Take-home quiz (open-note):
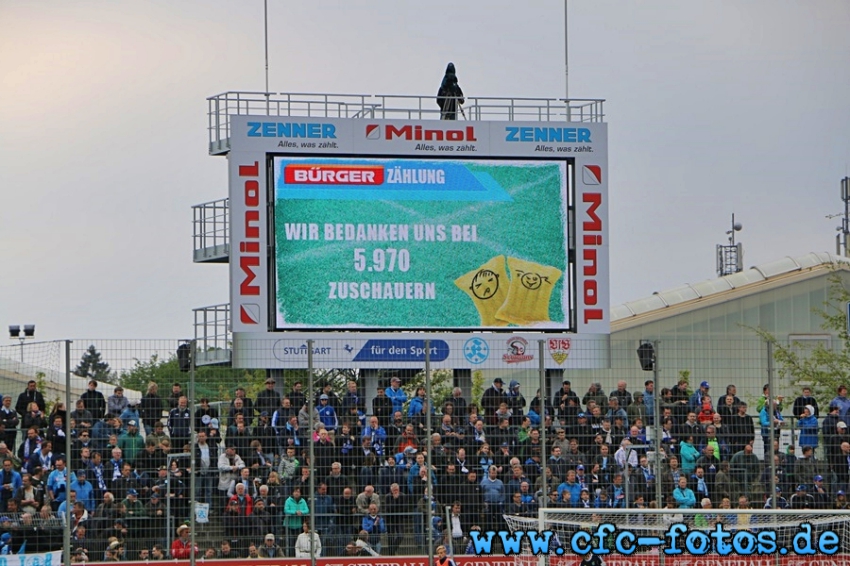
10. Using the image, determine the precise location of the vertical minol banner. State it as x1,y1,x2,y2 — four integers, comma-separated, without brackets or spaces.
272,157,571,329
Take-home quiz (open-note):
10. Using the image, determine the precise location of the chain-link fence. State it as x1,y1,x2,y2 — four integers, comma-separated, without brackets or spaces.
0,336,845,562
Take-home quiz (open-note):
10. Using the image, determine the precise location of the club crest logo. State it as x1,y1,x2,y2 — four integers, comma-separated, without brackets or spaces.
548,338,571,365
503,336,533,364
463,338,490,364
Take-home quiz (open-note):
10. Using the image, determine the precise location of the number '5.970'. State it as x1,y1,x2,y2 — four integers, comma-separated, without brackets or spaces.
353,248,410,273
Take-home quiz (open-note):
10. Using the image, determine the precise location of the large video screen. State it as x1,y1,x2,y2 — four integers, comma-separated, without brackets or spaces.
272,156,572,329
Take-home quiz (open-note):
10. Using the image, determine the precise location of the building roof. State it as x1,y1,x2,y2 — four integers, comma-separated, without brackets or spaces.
611,252,850,328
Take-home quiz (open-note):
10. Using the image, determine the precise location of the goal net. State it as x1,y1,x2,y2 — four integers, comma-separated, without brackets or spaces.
504,507,850,566
0,340,63,398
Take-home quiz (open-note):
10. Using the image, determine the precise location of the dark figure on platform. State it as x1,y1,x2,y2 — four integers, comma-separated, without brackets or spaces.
437,62,464,120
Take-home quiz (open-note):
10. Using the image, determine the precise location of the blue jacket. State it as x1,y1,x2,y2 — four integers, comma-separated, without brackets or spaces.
362,514,386,534
317,405,338,431
386,387,407,415
798,415,819,448
71,478,95,512
556,481,582,505
673,486,696,509
407,396,428,417
480,477,505,505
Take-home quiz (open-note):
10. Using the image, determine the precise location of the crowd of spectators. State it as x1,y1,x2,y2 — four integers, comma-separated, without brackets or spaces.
2,374,850,560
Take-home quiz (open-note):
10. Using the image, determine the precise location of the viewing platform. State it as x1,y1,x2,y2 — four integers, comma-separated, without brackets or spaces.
207,91,605,155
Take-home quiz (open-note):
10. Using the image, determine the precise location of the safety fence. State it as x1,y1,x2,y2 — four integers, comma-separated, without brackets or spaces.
0,335,843,561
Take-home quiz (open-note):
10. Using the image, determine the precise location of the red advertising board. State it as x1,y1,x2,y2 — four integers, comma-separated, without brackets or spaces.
111,554,850,566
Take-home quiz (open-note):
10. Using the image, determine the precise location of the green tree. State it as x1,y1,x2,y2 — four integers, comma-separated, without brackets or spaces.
73,344,113,383
401,368,453,414
118,354,265,400
752,273,850,407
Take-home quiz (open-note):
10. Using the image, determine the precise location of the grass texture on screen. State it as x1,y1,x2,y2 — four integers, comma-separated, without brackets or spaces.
274,160,567,328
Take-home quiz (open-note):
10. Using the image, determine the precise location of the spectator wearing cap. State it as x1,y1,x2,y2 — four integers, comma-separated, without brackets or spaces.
764,486,788,509
481,378,508,426
107,387,129,418
610,381,633,408
193,398,219,433
835,489,849,510
507,380,526,425
316,394,339,432
256,378,281,419
386,377,407,416
123,487,146,518
171,525,198,559
688,381,711,413
71,469,95,512
145,491,166,520
117,420,144,463
790,484,815,509
118,398,140,429
811,475,831,508
315,384,341,413
259,532,285,558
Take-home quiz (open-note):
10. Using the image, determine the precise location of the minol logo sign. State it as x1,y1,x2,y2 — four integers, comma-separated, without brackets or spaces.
368,124,477,142
247,122,336,138
505,126,591,143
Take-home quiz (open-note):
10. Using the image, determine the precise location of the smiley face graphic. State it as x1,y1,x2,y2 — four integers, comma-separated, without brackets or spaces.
518,270,544,290
470,269,500,300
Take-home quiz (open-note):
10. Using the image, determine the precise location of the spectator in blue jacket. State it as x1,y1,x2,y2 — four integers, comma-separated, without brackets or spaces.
759,399,784,449
798,405,819,449
317,395,338,432
673,476,696,509
361,503,386,554
386,378,407,415
71,470,95,512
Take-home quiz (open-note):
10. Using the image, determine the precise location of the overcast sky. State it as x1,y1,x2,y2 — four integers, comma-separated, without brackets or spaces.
1,0,849,343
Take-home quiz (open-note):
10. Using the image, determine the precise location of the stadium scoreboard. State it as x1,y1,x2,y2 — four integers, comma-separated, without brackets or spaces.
227,116,609,370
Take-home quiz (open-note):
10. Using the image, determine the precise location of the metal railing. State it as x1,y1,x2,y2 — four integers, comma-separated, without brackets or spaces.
192,305,231,365
192,199,230,263
207,91,605,154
